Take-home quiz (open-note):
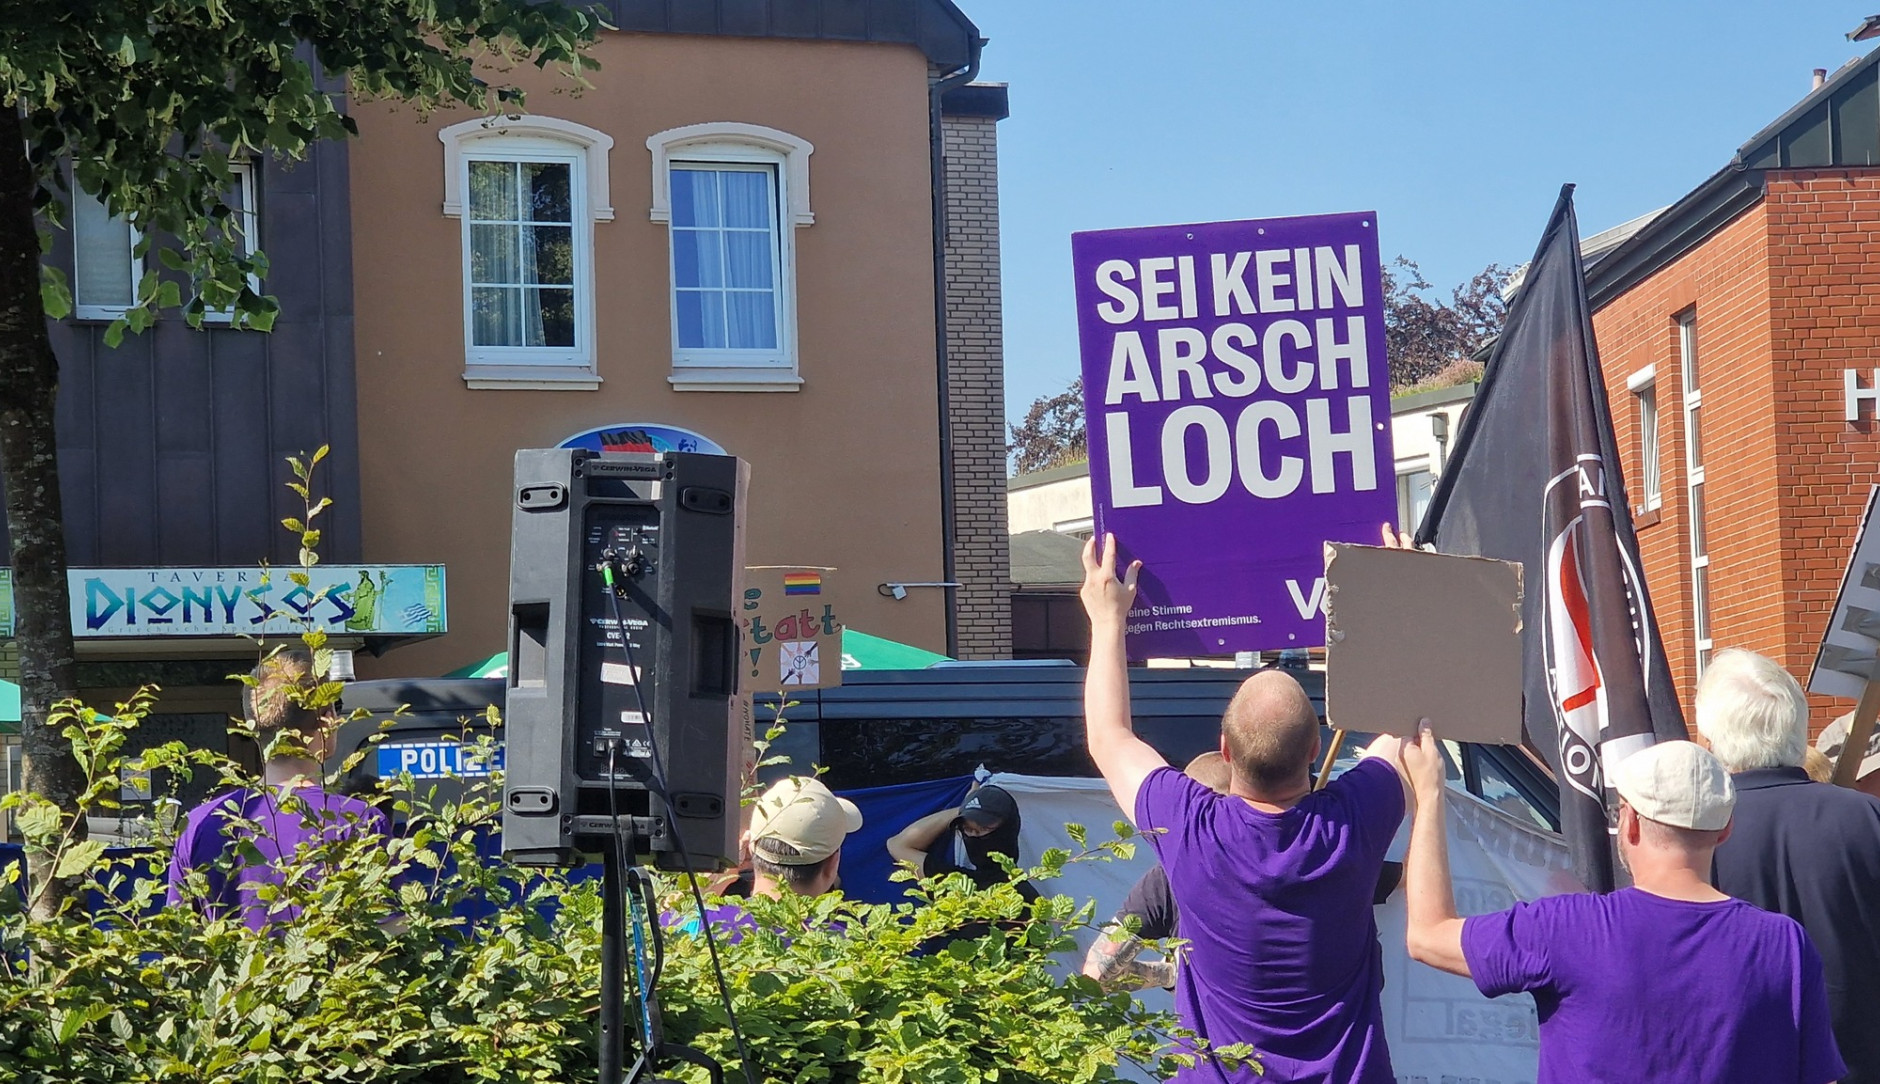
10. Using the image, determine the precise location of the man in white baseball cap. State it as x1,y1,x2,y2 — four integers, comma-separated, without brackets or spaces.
1401,728,1844,1083
670,775,864,940
746,775,864,899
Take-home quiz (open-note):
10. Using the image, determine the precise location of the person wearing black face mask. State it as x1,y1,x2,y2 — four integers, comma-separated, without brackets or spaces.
888,784,1039,901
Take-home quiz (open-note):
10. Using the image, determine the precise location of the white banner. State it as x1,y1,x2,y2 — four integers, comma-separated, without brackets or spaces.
991,773,1578,1084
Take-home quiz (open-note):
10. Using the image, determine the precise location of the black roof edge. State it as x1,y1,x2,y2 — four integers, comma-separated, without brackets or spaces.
596,0,981,70
1586,165,1765,311
1585,45,1880,311
941,81,1008,119
1736,49,1879,162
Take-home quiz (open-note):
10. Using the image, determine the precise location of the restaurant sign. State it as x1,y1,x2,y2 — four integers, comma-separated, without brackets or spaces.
0,566,447,638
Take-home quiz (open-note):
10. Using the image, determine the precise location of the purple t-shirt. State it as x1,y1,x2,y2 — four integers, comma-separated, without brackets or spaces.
1136,757,1405,1083
1462,888,1846,1084
165,785,390,929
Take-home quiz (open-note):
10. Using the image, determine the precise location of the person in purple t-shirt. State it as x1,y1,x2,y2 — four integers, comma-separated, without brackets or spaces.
1079,535,1409,1084
1401,726,1845,1084
166,647,389,929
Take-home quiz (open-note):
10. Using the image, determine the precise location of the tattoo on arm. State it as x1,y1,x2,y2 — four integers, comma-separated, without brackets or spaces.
1084,924,1177,991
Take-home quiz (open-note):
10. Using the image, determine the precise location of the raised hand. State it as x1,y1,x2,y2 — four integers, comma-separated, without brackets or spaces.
1399,719,1446,800
1080,533,1142,630
1380,522,1416,550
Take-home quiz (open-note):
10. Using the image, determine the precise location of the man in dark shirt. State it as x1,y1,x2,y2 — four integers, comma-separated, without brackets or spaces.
1700,648,1880,1084
1082,752,1232,990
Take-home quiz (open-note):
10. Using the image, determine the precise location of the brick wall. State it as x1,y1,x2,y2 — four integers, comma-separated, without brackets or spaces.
1595,167,1880,736
941,113,1012,659
1593,200,1776,714
1766,170,1880,729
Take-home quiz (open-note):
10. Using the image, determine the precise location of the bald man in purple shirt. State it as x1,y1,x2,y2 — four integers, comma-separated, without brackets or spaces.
1079,535,1410,1084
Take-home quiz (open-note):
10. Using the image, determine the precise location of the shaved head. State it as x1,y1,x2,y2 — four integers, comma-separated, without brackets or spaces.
1221,671,1320,792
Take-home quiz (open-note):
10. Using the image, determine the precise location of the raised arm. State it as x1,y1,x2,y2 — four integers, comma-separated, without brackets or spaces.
1081,534,1169,821
1401,720,1470,977
886,807,958,866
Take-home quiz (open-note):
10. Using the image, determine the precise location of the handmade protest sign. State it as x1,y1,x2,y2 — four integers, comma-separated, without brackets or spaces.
1323,543,1524,745
741,567,841,690
1808,486,1880,785
1073,212,1395,657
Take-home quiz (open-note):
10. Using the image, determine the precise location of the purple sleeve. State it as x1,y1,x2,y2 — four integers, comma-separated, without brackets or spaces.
1133,766,1208,862
1330,757,1407,859
1461,902,1556,999
165,804,228,915
1796,934,1848,1084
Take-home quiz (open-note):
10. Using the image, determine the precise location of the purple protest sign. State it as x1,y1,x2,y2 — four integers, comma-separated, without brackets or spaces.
1073,212,1396,657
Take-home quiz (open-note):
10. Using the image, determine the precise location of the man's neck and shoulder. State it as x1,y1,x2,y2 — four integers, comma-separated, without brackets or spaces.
1733,764,1880,812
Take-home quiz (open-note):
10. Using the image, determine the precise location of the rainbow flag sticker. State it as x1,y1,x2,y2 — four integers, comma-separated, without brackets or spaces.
783,572,822,596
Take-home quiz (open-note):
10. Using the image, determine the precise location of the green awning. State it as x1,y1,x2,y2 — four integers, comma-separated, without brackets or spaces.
837,628,949,671
443,652,508,680
444,628,949,681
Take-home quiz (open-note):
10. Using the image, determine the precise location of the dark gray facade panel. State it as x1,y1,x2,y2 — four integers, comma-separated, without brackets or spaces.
28,132,364,571
261,191,324,303
820,0,871,39
321,316,363,562
92,331,160,566
1782,104,1832,167
153,326,213,456
156,454,215,563
208,331,275,565
1831,66,1880,166
718,0,769,36
867,0,917,39
772,0,823,37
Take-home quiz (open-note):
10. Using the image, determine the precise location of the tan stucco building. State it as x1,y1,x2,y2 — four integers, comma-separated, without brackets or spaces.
346,5,1010,676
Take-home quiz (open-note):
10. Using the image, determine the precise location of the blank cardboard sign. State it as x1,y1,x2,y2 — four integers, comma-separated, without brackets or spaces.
1323,543,1525,744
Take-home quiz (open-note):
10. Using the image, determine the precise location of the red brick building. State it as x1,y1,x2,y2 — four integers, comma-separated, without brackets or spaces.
1588,52,1880,731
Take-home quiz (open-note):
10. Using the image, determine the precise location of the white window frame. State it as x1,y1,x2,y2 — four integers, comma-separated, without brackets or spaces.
439,116,613,390
1678,314,1712,674
1628,364,1661,512
1395,459,1436,537
199,160,260,324
648,123,813,393
72,186,141,321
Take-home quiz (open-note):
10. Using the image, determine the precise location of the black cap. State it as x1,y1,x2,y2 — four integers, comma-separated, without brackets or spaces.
959,785,1018,828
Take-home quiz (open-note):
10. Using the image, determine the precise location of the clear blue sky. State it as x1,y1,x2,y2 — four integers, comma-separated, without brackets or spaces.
975,2,1868,423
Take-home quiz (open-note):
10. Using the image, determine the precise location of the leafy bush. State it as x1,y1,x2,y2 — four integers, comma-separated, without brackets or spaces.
0,695,1229,1083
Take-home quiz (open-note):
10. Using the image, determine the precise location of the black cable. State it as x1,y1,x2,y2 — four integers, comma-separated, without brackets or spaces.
602,554,759,1084
606,743,657,1057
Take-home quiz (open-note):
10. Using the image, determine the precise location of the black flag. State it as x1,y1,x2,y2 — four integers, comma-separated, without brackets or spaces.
1415,185,1687,892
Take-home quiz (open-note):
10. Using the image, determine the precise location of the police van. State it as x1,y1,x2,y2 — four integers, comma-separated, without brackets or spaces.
329,663,1561,833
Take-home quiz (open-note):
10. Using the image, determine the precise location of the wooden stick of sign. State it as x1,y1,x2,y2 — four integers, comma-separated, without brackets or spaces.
1314,729,1347,791
1832,679,1880,788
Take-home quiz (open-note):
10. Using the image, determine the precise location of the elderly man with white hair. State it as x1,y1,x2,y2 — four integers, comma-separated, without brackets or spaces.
1701,648,1880,1084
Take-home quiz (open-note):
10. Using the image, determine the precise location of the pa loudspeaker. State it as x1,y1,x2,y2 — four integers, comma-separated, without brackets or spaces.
501,447,749,870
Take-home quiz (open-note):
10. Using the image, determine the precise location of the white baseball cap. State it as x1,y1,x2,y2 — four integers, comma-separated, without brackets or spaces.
748,776,863,864
1610,740,1736,831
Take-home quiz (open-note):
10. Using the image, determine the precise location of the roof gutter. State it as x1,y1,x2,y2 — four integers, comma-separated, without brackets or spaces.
929,35,983,658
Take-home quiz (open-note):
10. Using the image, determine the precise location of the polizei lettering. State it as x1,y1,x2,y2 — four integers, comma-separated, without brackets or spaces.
1091,244,1382,509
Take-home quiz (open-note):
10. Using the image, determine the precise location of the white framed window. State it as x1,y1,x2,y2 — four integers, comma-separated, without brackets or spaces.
439,116,614,390
1628,365,1661,512
1679,313,1712,675
648,123,813,392
1396,463,1435,536
72,186,140,320
199,160,259,323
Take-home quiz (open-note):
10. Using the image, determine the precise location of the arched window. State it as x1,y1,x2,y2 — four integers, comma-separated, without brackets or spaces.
647,122,813,392
440,116,614,389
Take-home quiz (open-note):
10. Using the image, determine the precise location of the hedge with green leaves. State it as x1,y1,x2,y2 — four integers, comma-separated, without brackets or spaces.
0,691,1247,1083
